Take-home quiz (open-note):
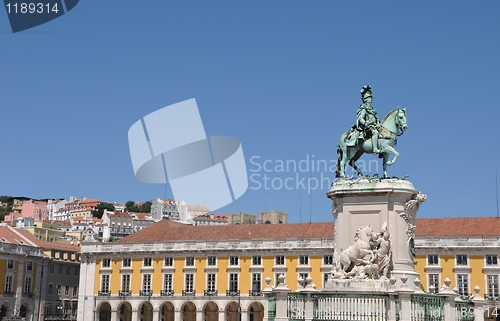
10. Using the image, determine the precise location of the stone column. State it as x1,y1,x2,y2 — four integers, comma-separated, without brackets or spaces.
77,255,97,321
387,278,398,321
473,286,486,321
14,260,25,316
132,308,140,321
35,258,49,321
301,276,317,321
262,275,275,321
240,307,248,321
395,277,414,321
196,309,203,321
273,275,291,321
437,278,459,321
111,309,118,321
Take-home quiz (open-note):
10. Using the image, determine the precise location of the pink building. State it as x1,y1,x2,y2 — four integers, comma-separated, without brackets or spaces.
21,200,48,221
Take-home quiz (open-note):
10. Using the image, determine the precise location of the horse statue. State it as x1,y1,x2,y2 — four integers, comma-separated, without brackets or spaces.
335,108,408,178
333,225,377,278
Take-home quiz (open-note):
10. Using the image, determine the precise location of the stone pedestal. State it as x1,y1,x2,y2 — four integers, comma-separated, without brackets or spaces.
326,178,426,290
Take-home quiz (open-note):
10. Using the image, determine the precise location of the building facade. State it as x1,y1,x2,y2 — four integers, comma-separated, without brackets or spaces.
414,217,500,321
72,216,500,321
192,214,228,226
77,220,334,321
151,199,191,224
0,224,45,320
0,223,81,321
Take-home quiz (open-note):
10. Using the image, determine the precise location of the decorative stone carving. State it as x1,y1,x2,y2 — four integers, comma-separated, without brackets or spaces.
413,278,425,294
332,223,392,281
389,277,397,288
400,193,427,258
83,227,97,242
265,275,272,286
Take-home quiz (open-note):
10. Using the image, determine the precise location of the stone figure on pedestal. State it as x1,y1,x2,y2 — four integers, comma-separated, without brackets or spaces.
373,231,392,280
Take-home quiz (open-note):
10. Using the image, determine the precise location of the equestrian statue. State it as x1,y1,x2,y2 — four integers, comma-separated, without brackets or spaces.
335,85,408,178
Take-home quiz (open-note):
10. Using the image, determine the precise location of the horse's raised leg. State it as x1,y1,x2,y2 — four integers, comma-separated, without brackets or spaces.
384,146,399,166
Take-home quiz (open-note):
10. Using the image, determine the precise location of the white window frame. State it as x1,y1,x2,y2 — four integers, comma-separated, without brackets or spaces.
163,274,173,293
275,255,285,265
229,256,239,266
428,273,439,293
185,273,195,293
456,255,468,266
102,258,111,268
121,274,131,292
207,273,216,292
101,275,110,293
24,277,32,293
123,258,131,267
427,255,439,265
185,257,195,267
252,256,262,266
457,274,469,297
5,275,13,293
229,273,239,292
207,256,217,266
486,255,498,266
299,255,309,265
251,273,261,292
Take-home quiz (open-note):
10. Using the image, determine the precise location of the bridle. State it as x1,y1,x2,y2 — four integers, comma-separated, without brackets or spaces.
381,109,406,137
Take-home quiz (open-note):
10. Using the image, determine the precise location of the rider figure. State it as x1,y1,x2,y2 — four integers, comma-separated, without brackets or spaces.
356,85,381,154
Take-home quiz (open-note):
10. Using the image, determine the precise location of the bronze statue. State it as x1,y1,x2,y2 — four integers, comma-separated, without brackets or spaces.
336,85,408,178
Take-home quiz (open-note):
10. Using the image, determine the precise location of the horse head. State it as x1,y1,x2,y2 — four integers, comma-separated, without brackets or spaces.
357,225,375,243
396,108,408,134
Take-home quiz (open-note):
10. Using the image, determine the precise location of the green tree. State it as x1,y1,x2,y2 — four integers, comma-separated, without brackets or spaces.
0,204,9,221
125,201,136,212
139,201,152,213
95,202,115,219
0,195,11,203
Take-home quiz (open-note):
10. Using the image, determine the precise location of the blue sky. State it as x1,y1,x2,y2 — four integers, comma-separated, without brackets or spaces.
1,1,499,222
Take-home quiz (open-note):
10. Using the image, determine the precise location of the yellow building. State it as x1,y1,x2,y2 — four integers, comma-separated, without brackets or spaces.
77,220,334,321
414,217,500,321
25,224,66,242
76,217,500,321
0,223,45,320
0,223,81,321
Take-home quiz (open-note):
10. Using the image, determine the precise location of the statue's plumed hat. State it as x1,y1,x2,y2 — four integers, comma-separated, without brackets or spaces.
360,85,372,100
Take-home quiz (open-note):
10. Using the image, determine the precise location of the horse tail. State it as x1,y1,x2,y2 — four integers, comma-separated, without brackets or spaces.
335,145,342,178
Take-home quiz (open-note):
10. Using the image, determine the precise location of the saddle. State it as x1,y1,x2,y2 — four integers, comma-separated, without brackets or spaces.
345,126,383,147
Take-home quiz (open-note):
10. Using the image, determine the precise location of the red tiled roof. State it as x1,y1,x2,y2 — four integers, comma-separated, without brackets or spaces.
133,213,151,220
415,217,500,237
119,217,500,243
114,212,131,219
0,224,39,246
119,220,334,243
50,220,72,227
